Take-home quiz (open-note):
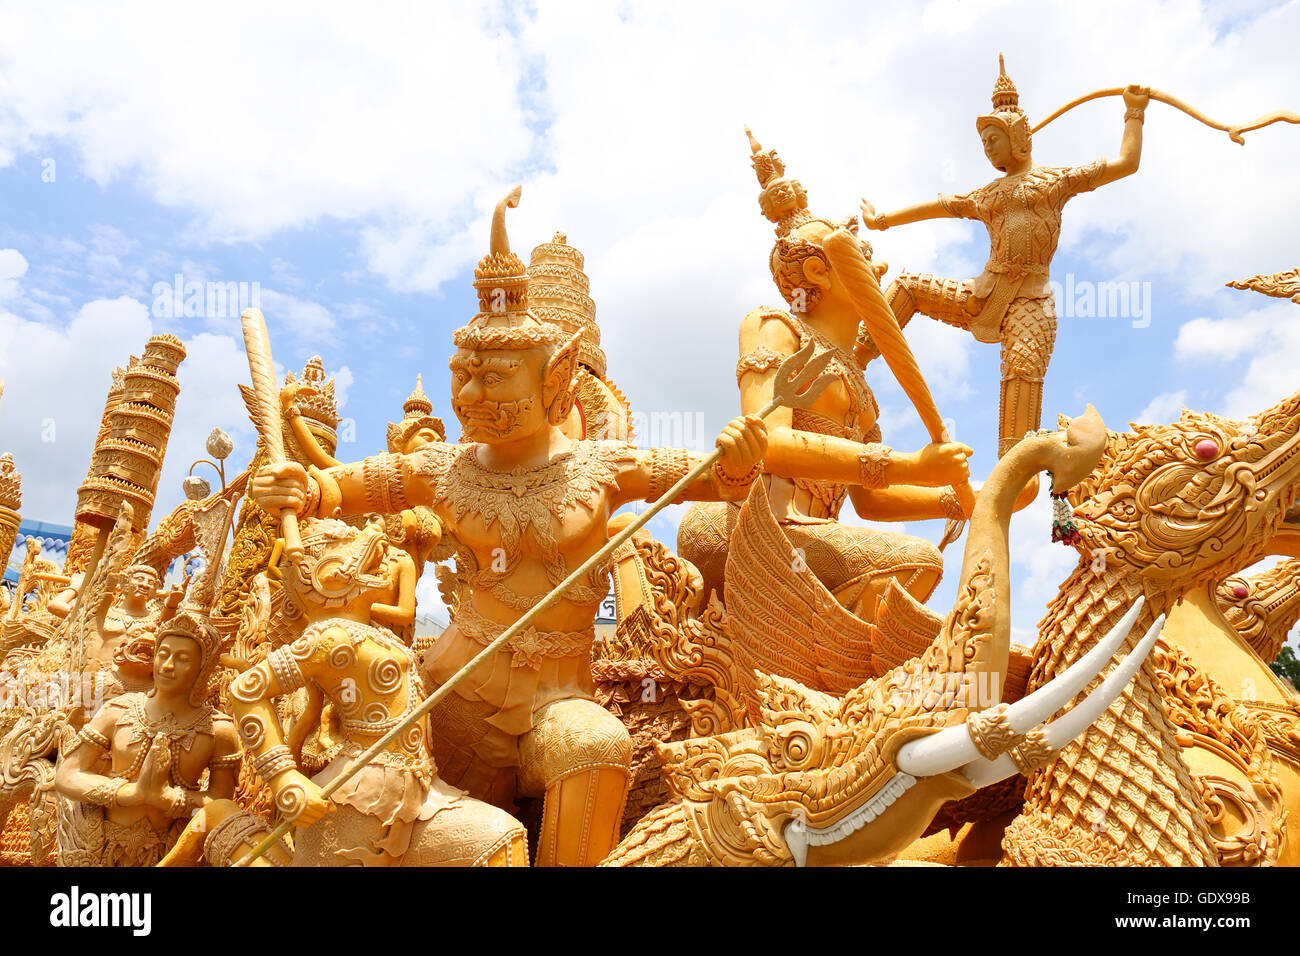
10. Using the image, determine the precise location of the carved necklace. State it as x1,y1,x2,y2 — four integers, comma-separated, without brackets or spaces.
431,440,634,605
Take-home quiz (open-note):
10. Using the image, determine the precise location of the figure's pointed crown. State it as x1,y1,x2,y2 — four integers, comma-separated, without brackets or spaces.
977,53,1032,155
990,53,1022,114
747,127,812,238
283,355,340,431
404,374,433,417
454,186,572,352
387,374,446,452
471,184,530,319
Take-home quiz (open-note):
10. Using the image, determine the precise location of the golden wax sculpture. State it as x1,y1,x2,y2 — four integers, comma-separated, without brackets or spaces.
860,57,1145,510
0,453,21,573
679,128,975,633
224,517,528,866
4,58,1298,868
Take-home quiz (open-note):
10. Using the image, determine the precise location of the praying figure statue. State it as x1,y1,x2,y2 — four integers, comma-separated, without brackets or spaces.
54,611,242,866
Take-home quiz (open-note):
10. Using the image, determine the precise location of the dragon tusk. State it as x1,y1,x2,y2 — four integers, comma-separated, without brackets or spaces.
896,597,1145,777
958,614,1165,790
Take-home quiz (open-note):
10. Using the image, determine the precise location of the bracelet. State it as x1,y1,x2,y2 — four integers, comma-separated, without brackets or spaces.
252,745,298,781
162,786,188,817
1124,106,1146,123
85,778,128,808
712,458,762,489
266,645,306,694
939,486,966,521
362,454,411,514
858,444,892,489
647,448,693,499
301,476,320,518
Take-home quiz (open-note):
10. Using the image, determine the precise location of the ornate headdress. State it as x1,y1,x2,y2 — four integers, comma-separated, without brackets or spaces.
156,610,225,707
386,374,446,453
452,186,576,353
976,54,1032,159
0,453,22,511
156,493,234,705
747,128,867,310
528,232,607,378
450,186,582,428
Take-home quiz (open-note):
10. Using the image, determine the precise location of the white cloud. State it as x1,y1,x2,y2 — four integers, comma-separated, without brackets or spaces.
1134,388,1188,425
0,248,27,301
1171,299,1300,419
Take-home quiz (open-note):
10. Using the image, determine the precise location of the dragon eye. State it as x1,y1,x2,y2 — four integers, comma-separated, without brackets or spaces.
1194,439,1219,459
1232,583,1249,599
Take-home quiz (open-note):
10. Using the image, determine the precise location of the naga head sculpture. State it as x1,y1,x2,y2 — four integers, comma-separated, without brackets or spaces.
977,54,1032,170
1216,559,1300,663
1065,390,1300,598
449,186,582,443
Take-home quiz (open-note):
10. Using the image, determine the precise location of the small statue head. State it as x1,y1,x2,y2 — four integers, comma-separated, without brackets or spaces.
450,186,581,443
977,54,1032,171
769,218,872,316
386,375,446,453
279,517,391,618
119,563,162,602
153,611,224,707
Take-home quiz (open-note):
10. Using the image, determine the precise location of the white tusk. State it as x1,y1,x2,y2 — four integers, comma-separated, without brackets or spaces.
1000,596,1145,732
784,817,808,868
957,615,1164,789
898,598,1146,777
959,752,1018,790
1039,614,1163,752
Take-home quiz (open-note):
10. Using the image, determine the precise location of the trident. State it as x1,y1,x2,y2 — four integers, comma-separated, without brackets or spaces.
231,342,836,866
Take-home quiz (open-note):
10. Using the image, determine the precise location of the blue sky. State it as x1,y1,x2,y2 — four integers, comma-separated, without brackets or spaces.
0,0,1297,641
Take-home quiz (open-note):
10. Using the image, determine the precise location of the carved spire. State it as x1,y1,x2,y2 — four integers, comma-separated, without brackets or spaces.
990,53,1023,115
528,230,607,377
403,374,433,417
